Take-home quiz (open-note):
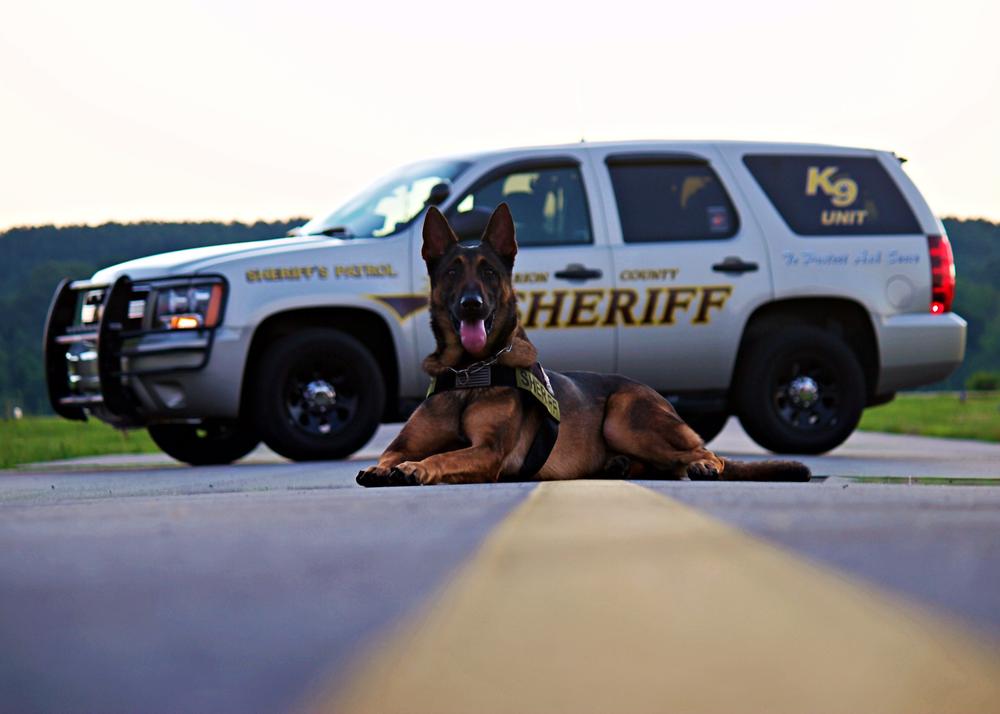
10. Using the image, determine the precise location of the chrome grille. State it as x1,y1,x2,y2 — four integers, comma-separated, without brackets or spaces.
127,298,146,320
80,289,105,324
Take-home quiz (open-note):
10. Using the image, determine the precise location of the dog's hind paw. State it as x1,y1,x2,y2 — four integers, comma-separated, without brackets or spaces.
686,460,721,480
601,455,632,479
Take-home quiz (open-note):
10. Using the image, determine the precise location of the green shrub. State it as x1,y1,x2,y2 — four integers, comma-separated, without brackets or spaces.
965,371,1000,391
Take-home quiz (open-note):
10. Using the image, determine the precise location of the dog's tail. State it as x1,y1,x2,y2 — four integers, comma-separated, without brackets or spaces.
720,458,811,482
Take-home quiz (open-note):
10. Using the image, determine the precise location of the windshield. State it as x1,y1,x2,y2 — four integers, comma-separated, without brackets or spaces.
298,159,470,238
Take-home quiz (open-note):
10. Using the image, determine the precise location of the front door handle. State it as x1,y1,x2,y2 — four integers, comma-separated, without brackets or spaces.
555,263,603,281
712,256,759,274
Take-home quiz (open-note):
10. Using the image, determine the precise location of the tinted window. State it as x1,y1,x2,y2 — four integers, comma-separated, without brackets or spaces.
451,165,592,247
744,155,920,236
608,161,738,242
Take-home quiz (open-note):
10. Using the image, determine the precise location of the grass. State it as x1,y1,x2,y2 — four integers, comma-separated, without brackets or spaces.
1,391,996,470
859,391,1000,443
0,417,159,470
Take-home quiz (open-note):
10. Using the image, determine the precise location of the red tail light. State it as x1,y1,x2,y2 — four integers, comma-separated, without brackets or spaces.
927,234,955,314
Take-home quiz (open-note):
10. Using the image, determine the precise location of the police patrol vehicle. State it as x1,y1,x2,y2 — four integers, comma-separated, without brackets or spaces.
44,141,966,464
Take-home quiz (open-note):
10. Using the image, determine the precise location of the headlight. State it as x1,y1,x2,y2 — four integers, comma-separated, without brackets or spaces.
152,281,225,330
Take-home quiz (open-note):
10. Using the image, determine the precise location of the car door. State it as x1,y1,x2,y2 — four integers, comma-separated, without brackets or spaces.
438,154,615,373
588,146,773,391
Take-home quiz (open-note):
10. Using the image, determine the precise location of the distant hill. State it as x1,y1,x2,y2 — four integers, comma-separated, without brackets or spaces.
0,217,995,415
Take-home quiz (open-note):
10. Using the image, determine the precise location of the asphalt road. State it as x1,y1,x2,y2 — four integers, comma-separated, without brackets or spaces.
2,421,999,713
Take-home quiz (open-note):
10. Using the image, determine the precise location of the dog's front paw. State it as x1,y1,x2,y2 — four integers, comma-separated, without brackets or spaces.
686,459,720,481
391,461,436,486
357,466,397,488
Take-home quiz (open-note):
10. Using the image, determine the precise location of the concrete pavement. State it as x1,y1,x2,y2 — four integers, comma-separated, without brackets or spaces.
2,426,1000,713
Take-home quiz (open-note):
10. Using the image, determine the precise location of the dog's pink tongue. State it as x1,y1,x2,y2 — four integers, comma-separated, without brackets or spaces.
460,319,487,355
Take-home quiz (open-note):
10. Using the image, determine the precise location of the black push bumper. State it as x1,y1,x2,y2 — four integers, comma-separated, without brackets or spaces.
43,275,225,427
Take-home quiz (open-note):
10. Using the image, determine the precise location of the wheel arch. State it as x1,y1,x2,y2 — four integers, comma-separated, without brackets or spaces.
240,307,400,422
733,297,880,404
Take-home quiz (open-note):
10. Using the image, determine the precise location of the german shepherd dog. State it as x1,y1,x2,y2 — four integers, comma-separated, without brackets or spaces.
357,204,810,487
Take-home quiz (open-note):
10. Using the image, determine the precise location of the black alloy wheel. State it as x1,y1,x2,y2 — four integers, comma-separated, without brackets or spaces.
735,326,865,454
253,329,385,461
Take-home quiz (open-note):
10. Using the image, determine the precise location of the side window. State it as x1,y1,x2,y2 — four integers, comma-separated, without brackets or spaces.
450,165,592,247
744,155,920,236
607,160,739,242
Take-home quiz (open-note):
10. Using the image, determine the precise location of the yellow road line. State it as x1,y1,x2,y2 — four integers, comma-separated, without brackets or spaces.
313,481,1000,714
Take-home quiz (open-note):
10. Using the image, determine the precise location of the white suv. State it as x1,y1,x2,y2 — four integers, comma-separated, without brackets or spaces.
44,141,965,463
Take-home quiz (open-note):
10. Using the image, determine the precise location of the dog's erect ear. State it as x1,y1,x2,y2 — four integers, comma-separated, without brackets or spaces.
481,202,517,267
422,206,459,264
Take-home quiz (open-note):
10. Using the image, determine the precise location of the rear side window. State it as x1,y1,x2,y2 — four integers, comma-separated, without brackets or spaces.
744,155,920,236
607,160,739,242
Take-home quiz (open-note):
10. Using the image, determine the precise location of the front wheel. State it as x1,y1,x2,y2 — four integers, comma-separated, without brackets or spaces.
735,326,865,454
148,420,260,465
252,329,385,461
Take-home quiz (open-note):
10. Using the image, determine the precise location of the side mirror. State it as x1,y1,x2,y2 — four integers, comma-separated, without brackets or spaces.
425,182,451,207
448,206,492,241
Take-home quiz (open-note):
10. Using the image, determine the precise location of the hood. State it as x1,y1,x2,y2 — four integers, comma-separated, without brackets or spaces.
89,234,358,283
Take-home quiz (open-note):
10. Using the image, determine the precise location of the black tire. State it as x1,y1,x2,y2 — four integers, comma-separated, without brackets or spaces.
252,329,385,461
679,412,729,445
148,420,260,465
735,326,865,454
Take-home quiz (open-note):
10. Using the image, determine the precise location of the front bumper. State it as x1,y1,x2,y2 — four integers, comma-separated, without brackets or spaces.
875,311,967,394
44,275,228,427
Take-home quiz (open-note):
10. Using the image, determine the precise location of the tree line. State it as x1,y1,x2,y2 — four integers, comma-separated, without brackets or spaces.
0,220,303,415
0,217,997,416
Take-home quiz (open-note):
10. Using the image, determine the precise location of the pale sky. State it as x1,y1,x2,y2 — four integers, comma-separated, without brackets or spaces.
1,0,998,230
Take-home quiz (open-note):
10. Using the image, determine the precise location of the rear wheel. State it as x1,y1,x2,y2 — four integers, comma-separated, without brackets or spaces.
679,412,729,445
735,326,865,454
252,329,385,461
148,420,260,465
